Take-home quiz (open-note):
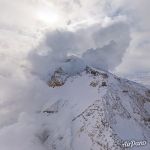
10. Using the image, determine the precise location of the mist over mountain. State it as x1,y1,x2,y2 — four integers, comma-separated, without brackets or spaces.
29,20,130,79
0,0,150,150
0,66,150,150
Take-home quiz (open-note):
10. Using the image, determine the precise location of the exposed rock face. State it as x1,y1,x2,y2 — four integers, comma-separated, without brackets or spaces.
41,67,150,150
47,67,69,88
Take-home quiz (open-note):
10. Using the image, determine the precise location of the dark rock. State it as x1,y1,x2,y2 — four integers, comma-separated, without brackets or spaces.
102,82,107,86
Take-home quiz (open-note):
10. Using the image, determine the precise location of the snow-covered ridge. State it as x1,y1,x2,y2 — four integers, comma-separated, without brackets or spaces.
40,66,150,150
0,65,149,150
47,66,108,88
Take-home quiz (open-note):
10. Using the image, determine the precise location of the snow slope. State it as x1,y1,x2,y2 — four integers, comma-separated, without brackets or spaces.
0,66,150,150
41,66,150,150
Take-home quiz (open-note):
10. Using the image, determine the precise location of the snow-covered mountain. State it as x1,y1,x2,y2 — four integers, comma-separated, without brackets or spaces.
33,66,150,150
126,73,150,88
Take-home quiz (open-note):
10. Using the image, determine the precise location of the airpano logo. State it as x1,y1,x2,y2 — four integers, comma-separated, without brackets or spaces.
122,140,147,148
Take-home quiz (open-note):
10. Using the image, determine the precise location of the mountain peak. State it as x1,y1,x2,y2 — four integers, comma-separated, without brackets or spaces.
47,66,109,88
47,67,69,88
44,65,150,150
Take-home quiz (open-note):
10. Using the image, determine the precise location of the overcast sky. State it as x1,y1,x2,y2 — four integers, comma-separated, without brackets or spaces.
0,0,150,77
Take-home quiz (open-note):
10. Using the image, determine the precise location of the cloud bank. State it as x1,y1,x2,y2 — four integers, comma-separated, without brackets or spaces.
29,20,130,78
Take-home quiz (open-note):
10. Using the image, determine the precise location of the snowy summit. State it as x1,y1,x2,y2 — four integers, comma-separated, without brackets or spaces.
38,66,150,150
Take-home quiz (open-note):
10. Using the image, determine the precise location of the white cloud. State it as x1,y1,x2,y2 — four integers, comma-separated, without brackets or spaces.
29,20,130,77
